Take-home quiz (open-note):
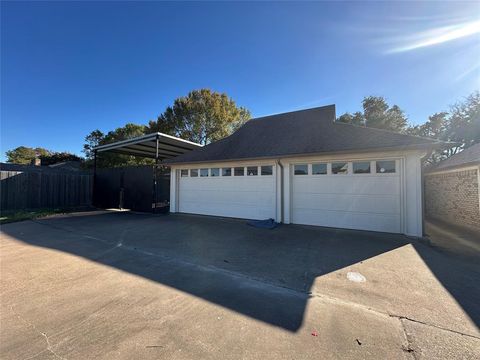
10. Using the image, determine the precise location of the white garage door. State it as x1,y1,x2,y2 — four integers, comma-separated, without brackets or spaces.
291,159,402,233
178,165,276,220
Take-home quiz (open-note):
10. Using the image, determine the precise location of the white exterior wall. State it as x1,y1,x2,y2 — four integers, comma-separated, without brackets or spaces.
170,149,426,237
404,152,425,237
170,169,178,213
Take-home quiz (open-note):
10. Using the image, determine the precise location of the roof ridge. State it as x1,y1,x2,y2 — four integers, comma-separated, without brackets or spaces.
250,104,335,122
332,121,442,143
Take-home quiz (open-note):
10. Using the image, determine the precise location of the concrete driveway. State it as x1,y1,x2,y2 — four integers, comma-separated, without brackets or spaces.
1,211,479,359
425,217,480,261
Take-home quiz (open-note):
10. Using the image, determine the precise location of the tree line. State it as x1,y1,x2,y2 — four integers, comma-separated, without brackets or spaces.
4,146,82,166
337,91,479,163
83,89,250,168
5,89,479,168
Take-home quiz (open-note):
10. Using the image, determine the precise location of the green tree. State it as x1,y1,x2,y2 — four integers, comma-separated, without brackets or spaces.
447,91,480,151
84,89,250,167
407,91,480,163
336,111,365,126
83,129,105,160
5,146,50,164
406,112,449,164
40,152,83,166
148,89,251,145
5,146,83,166
406,112,448,138
336,96,408,133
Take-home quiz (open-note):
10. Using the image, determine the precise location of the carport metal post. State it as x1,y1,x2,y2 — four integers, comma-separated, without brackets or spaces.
93,149,97,207
152,134,160,213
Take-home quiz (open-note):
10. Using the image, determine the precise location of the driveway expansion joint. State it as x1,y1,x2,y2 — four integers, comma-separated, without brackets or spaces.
388,313,480,340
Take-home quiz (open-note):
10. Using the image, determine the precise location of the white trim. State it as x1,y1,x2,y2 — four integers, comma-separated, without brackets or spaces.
169,170,178,212
276,162,282,222
94,132,202,151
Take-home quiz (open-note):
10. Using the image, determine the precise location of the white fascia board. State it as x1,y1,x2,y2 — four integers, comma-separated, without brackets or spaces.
170,149,426,168
94,132,202,152
277,149,424,165
157,132,203,148
170,158,279,169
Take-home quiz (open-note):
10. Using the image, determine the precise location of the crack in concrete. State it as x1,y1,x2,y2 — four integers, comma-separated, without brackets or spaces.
389,313,480,340
10,305,67,360
309,291,480,340
398,317,418,360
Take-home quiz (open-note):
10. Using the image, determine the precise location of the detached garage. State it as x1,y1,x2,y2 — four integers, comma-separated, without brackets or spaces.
167,105,445,237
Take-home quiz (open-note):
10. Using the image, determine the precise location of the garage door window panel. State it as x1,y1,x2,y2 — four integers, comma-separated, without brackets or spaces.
247,166,258,176
211,168,220,177
234,167,245,176
191,169,199,177
294,164,308,175
353,162,371,174
332,162,348,174
180,169,189,177
261,165,273,175
376,160,396,174
200,169,209,177
222,168,232,176
312,163,327,175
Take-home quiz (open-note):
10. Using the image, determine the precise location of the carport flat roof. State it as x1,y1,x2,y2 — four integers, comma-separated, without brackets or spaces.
93,132,202,160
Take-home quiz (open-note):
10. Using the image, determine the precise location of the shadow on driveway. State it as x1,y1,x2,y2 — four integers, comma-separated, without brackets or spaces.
425,217,480,262
2,211,479,333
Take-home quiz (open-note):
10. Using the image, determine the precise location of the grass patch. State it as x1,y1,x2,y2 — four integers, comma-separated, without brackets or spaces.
0,208,73,224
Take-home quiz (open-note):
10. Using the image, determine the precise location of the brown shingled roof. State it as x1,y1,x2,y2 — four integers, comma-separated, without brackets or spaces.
166,105,445,164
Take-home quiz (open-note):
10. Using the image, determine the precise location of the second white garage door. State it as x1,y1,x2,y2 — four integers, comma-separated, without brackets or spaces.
291,159,402,233
178,165,276,220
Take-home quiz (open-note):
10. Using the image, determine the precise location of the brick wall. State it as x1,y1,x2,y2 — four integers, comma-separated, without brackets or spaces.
425,168,480,228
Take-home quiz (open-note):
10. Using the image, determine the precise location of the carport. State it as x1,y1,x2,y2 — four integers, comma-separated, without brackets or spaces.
93,132,202,212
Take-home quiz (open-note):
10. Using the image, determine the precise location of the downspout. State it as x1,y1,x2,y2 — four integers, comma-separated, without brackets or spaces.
276,159,284,223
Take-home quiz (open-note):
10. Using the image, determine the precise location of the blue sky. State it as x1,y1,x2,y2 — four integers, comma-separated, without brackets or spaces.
1,1,479,160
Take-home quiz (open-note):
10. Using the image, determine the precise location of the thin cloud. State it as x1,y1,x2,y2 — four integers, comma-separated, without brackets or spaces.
456,61,480,82
386,20,480,53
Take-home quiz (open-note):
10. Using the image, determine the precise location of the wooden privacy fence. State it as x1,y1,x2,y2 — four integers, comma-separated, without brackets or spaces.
0,164,93,212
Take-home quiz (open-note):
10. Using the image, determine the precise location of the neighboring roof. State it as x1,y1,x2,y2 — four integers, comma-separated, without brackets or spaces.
166,105,447,165
48,161,82,171
426,143,480,173
93,132,202,159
